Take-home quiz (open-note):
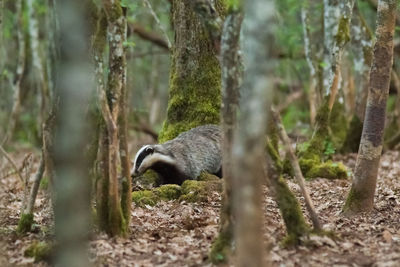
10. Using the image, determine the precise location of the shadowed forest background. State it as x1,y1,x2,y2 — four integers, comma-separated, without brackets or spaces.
0,0,399,266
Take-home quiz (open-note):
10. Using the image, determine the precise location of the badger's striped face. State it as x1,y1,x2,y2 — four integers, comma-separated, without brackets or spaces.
131,145,176,177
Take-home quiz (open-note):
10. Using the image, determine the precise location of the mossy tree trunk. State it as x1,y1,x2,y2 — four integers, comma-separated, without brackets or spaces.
341,6,373,153
118,7,132,228
314,0,355,146
232,0,276,265
158,0,223,142
53,0,93,265
93,0,128,236
343,0,397,214
209,3,242,264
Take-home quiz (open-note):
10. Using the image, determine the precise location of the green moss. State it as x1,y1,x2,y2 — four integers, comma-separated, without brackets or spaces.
180,180,223,203
158,6,221,143
209,230,232,264
155,184,182,200
341,115,363,153
132,190,159,207
334,17,350,45
306,161,348,180
329,101,347,149
40,177,49,190
24,241,52,263
17,213,34,234
132,170,161,190
343,187,367,214
275,176,310,245
198,172,220,181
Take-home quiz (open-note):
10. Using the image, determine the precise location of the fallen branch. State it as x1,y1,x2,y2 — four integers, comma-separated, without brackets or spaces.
270,107,322,231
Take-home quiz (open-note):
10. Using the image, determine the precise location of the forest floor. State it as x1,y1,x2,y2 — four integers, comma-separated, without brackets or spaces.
0,146,400,266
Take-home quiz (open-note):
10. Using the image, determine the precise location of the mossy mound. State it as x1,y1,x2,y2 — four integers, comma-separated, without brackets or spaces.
306,161,348,180
24,241,52,263
197,172,220,181
132,170,161,190
17,213,34,234
179,180,223,203
132,179,223,207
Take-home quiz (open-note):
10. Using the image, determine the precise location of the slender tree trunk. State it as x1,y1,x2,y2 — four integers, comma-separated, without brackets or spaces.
343,0,397,214
271,108,322,230
27,0,49,128
233,1,276,266
118,7,131,228
341,6,373,153
96,0,127,236
3,0,25,145
53,0,93,265
209,4,242,263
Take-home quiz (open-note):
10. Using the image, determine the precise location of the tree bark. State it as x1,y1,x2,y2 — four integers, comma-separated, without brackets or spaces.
343,0,397,214
158,0,223,142
209,4,242,263
53,0,93,265
233,1,276,266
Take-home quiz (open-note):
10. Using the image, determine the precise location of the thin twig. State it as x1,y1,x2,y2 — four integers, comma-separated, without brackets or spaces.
0,145,25,189
142,0,171,49
271,106,322,231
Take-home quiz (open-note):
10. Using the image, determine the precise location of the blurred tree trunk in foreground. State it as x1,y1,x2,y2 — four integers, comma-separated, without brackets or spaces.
53,0,93,265
209,2,242,263
233,0,276,265
157,0,224,142
344,0,397,214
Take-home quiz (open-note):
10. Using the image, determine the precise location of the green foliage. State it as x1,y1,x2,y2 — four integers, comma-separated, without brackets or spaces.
17,213,34,234
282,105,309,133
323,140,335,157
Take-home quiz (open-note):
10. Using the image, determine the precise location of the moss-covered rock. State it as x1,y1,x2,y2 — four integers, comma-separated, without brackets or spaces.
24,241,52,263
132,190,159,207
17,213,34,234
306,161,348,180
198,172,220,181
155,184,182,200
132,170,161,190
180,180,223,203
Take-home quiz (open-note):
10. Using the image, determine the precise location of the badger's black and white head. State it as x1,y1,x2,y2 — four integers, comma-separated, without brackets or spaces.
131,145,176,177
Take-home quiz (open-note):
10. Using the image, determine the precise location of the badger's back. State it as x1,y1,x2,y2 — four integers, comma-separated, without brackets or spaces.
161,124,222,182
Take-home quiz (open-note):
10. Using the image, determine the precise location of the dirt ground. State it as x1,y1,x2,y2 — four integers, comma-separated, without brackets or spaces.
1,148,399,266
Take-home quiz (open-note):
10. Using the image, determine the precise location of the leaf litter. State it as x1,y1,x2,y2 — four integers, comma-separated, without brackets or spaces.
1,149,400,266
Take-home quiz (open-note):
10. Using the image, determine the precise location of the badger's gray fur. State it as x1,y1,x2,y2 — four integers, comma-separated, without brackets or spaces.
131,124,222,185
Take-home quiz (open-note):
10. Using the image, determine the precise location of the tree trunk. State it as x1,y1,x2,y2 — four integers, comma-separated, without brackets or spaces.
53,0,93,265
158,0,223,142
343,0,397,214
209,4,242,263
98,0,127,236
341,6,373,153
233,0,276,266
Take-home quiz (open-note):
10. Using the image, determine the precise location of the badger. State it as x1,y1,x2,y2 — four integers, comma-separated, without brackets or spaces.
131,124,222,185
